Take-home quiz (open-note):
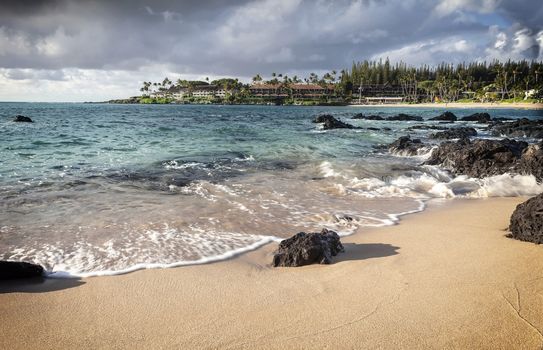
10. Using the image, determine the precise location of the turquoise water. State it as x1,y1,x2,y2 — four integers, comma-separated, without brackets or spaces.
1,103,542,276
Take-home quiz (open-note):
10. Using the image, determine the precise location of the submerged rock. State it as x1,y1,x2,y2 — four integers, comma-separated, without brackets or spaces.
352,113,384,120
273,229,344,267
491,118,543,138
388,135,425,156
313,114,355,130
430,111,457,122
460,113,491,123
386,113,423,122
509,193,543,244
425,138,529,178
0,261,44,280
430,127,477,139
13,115,33,123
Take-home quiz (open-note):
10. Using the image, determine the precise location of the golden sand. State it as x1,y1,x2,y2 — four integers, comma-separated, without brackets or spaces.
1,197,542,349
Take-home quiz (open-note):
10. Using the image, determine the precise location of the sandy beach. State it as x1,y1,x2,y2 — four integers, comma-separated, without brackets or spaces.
352,102,543,110
2,197,542,349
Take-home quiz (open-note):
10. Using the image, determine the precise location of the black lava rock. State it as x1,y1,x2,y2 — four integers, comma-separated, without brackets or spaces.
517,141,543,180
13,115,33,123
430,111,457,122
460,113,491,123
0,261,44,280
273,229,345,267
388,135,425,156
491,118,543,139
430,127,477,139
313,115,355,129
509,193,543,244
425,138,529,178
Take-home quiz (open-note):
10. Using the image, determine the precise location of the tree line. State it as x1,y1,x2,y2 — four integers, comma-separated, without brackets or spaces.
140,59,543,103
340,58,543,102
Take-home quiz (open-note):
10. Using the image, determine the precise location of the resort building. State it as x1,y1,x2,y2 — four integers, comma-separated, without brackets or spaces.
169,86,189,100
362,96,404,104
248,83,336,99
354,83,404,97
352,83,405,104
191,84,218,98
149,86,189,100
291,84,325,99
215,89,229,98
149,91,167,98
248,84,287,98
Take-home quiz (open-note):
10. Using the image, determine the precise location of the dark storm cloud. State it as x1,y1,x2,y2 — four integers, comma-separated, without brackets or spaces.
0,0,541,79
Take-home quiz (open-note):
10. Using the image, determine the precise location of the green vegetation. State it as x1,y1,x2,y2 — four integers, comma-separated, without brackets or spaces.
340,58,543,103
139,97,173,104
129,59,543,105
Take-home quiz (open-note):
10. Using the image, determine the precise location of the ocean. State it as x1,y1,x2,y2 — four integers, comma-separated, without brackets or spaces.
1,103,542,277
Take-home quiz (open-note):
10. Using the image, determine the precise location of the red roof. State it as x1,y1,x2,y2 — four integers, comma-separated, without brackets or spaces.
291,84,324,90
249,84,282,89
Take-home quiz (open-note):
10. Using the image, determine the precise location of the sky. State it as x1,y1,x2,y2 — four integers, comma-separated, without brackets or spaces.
0,0,542,102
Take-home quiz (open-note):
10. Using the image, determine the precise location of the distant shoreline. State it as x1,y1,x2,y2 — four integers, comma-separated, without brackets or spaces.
101,99,543,109
351,102,543,110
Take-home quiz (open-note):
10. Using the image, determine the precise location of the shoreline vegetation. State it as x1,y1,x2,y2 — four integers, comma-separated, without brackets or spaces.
106,59,543,107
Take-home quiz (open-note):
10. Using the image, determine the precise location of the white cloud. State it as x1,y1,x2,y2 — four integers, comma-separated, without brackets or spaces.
512,28,535,54
434,0,500,17
0,64,216,102
485,25,539,61
371,37,477,65
4,69,66,81
537,31,543,60
0,0,541,101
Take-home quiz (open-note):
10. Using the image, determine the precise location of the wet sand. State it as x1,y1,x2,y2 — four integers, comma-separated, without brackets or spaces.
1,197,543,349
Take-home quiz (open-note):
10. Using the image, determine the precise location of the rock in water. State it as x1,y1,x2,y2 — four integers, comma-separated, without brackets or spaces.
313,114,355,130
388,135,425,156
273,229,345,267
430,111,457,122
425,138,529,178
386,113,423,121
491,118,543,138
430,127,477,139
517,141,543,180
0,261,44,280
509,193,543,244
460,113,491,123
13,115,33,123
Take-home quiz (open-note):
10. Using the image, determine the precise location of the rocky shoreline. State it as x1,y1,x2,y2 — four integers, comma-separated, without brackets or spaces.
272,112,542,268
4,111,543,277
314,111,543,248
